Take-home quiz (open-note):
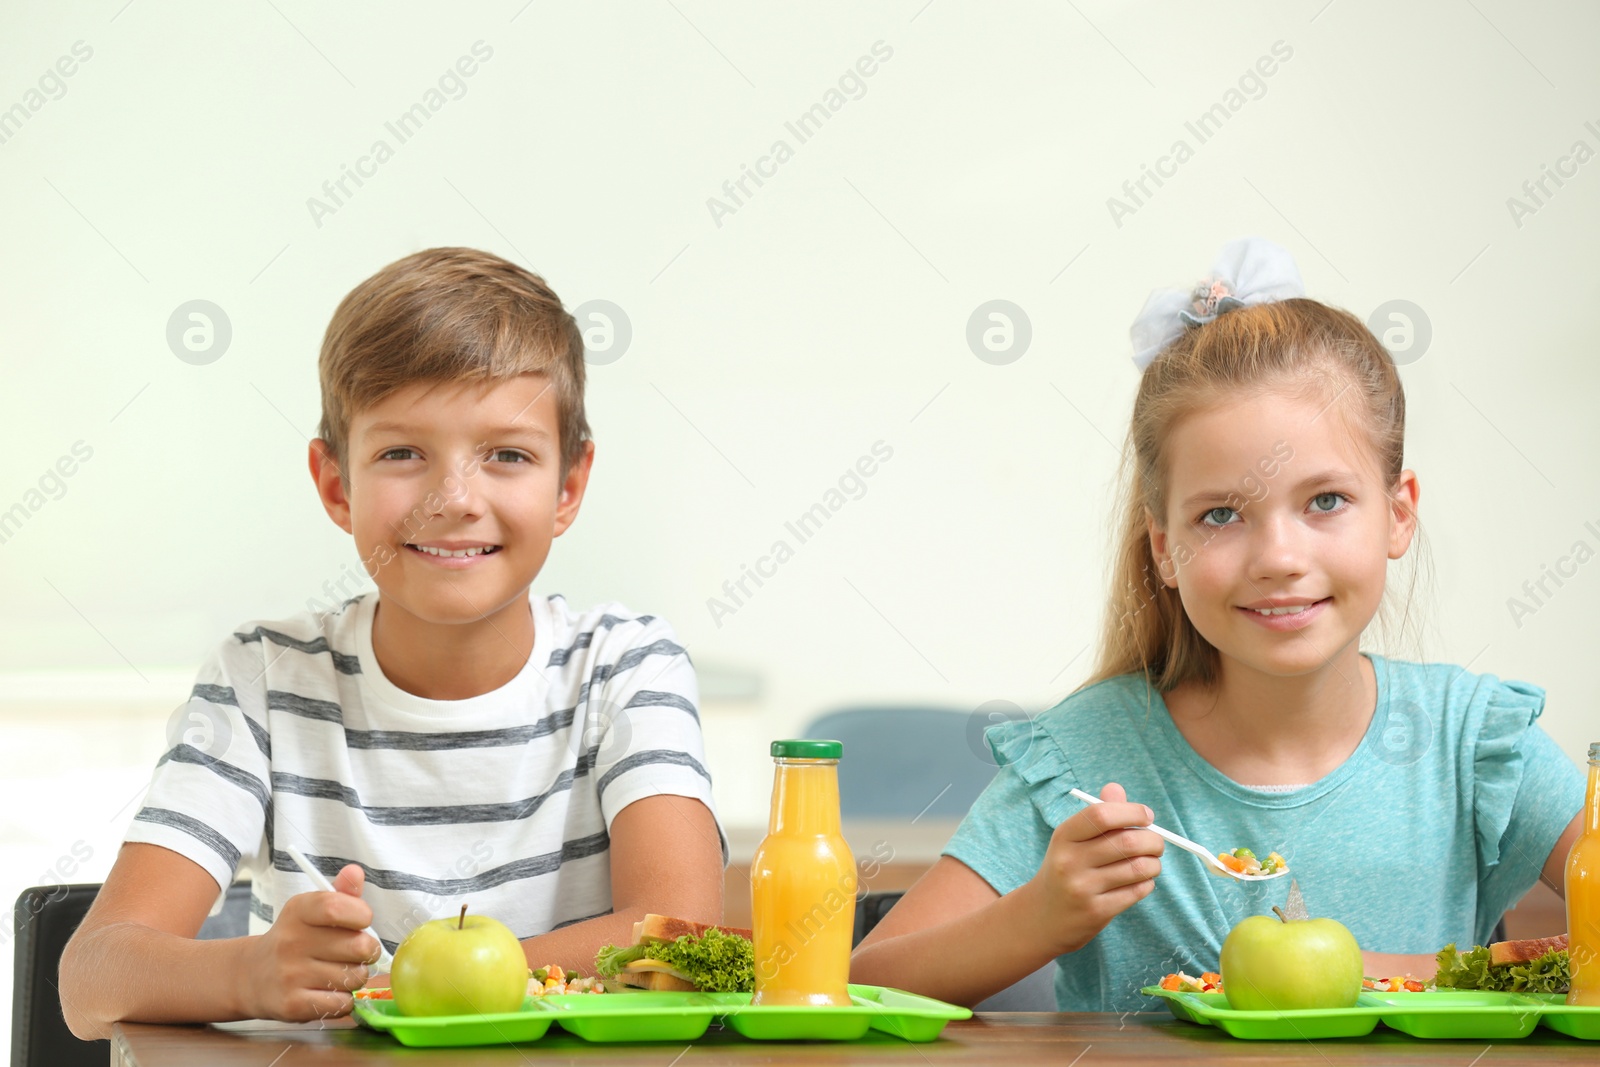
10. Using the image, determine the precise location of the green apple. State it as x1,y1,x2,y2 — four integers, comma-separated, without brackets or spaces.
390,905,529,1016
1221,904,1363,1011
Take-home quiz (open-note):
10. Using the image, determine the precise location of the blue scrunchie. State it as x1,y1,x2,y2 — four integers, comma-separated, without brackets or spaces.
1129,237,1305,370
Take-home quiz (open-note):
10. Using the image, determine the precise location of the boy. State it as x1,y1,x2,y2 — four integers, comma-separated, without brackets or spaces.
61,248,726,1036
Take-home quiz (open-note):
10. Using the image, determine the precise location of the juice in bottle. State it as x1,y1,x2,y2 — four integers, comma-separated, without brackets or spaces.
750,739,856,1006
1568,741,1600,1006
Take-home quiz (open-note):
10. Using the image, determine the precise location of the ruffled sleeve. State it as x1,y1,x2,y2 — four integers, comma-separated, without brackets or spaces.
1467,675,1586,937
987,718,1082,828
1471,678,1548,871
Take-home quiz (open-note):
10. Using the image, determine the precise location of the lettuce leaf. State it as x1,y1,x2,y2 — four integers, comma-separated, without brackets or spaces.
595,928,755,993
1434,942,1569,993
594,940,647,976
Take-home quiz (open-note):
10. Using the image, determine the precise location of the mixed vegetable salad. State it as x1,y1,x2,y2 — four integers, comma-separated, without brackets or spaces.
1159,972,1424,995
352,963,607,1001
1215,847,1287,876
529,964,606,996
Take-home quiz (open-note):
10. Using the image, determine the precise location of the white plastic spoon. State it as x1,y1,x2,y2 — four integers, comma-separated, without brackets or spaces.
1068,787,1289,882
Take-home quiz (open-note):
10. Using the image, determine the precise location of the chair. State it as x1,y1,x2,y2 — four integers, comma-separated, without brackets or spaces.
853,890,1056,1011
11,881,251,1067
802,707,1005,819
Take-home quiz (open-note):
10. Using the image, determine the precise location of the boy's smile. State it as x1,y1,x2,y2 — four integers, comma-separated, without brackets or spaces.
1148,388,1418,680
310,373,593,697
404,541,503,566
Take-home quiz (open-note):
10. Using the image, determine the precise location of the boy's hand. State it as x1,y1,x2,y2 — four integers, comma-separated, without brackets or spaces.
240,864,380,1022
1029,782,1163,956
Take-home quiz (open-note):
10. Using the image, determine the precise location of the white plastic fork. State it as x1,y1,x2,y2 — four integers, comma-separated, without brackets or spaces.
1067,787,1288,882
284,844,395,970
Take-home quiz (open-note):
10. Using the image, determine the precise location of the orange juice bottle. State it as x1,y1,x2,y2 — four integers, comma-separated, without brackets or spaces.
1568,741,1600,1006
750,739,856,1006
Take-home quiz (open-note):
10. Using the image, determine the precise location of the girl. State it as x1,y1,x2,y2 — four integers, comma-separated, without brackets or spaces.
850,238,1585,1012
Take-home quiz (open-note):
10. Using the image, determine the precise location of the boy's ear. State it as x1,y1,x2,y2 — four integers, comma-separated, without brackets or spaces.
309,439,354,534
552,440,596,539
1387,468,1420,560
1146,508,1179,588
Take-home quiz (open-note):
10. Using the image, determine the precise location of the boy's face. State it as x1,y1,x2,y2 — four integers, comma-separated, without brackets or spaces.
311,374,592,626
1147,388,1418,681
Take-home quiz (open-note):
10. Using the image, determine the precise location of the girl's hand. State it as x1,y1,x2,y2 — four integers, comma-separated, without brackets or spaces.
1028,782,1163,956
239,864,380,1022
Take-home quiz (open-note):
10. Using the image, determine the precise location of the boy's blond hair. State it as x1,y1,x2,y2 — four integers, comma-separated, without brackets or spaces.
317,247,590,475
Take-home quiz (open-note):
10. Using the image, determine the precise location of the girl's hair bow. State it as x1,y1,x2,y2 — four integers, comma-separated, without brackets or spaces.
1128,237,1306,370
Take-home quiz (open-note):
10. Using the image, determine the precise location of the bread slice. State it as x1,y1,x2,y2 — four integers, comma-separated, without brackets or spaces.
1488,933,1568,967
633,913,753,944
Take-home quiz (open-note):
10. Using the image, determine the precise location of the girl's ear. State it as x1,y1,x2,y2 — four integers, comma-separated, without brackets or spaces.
1387,469,1420,559
1146,508,1179,588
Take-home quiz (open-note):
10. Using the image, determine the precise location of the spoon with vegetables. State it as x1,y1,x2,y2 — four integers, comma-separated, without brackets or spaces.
1068,787,1289,883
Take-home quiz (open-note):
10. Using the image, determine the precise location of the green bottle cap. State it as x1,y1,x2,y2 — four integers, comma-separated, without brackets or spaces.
770,739,843,760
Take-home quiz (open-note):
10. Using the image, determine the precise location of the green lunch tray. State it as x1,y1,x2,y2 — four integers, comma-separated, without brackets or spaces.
353,995,553,1048
354,984,971,1048
1142,986,1600,1041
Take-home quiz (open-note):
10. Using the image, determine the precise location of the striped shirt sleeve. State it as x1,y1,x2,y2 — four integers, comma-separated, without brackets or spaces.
126,629,272,893
584,616,726,863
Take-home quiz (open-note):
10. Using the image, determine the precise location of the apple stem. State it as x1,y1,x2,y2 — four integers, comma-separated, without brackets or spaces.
459,904,468,930
1272,905,1290,923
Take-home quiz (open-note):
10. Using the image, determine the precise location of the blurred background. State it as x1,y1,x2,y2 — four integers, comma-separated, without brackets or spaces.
2,0,1598,1044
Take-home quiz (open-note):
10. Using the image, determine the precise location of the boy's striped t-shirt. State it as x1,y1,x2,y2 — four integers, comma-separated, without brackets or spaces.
125,592,725,952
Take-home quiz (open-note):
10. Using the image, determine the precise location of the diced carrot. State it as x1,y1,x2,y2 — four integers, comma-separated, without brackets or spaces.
1161,974,1182,990
1404,980,1424,992
1201,972,1221,984
1218,853,1246,873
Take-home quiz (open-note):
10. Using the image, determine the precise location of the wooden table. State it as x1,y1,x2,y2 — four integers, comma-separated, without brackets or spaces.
111,1013,1600,1065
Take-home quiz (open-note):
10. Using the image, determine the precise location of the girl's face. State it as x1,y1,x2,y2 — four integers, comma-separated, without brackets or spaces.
1148,388,1419,680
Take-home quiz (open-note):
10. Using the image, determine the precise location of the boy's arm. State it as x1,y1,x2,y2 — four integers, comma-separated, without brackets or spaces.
513,794,724,974
59,843,248,1040
59,843,377,1040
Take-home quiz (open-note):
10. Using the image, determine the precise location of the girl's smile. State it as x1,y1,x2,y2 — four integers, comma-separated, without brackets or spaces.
1235,595,1332,631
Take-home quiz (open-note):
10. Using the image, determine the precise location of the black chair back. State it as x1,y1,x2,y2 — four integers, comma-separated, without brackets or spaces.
10,881,250,1067
853,889,904,947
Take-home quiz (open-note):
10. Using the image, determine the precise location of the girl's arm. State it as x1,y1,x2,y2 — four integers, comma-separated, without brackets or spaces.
850,858,1062,1006
851,784,1163,1007
1362,951,1438,979
1363,812,1583,982
1541,813,1583,897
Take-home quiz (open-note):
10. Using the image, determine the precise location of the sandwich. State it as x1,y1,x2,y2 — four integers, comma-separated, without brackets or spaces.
1489,933,1568,967
1435,933,1569,993
595,914,754,993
